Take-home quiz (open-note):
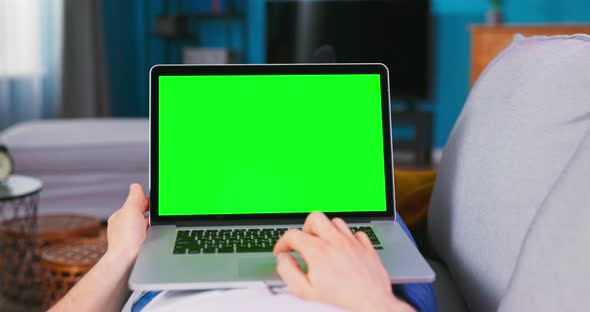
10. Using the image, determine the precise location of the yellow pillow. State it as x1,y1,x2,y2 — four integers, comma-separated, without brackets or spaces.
394,170,436,230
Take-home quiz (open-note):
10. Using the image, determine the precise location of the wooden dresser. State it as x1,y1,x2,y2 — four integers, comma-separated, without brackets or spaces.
470,24,590,85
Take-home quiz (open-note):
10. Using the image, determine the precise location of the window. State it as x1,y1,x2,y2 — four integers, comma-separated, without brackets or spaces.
0,0,42,77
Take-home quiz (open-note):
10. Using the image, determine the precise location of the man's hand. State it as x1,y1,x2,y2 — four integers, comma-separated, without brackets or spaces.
106,183,149,263
273,212,415,312
50,184,150,312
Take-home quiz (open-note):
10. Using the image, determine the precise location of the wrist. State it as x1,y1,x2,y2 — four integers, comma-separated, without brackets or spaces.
104,246,139,267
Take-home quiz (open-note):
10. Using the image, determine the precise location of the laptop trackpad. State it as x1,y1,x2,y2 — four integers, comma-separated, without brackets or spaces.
238,255,307,279
238,257,279,279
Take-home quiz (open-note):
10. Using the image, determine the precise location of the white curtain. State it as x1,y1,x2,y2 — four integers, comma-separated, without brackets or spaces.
0,0,64,130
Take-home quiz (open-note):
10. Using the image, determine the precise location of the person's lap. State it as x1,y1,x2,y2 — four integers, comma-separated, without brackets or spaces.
124,287,344,312
125,213,436,312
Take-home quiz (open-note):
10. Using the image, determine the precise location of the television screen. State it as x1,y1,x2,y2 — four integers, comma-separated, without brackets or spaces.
266,0,431,100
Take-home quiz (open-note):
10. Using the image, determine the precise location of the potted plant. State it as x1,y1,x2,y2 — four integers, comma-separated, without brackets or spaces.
486,0,503,25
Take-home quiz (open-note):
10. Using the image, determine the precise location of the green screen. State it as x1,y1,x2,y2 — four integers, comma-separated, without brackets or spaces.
158,74,386,215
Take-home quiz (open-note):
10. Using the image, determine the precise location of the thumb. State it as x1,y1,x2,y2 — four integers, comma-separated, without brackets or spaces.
276,253,312,299
123,183,146,210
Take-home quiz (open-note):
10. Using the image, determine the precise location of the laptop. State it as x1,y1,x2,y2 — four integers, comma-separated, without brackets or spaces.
129,64,435,290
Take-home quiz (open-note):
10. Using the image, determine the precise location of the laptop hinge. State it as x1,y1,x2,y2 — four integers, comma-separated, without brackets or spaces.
163,217,374,227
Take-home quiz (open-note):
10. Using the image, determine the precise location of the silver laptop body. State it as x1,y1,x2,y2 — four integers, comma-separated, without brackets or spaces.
129,64,435,291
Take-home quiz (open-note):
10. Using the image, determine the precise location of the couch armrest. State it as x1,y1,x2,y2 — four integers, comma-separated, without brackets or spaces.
394,169,437,231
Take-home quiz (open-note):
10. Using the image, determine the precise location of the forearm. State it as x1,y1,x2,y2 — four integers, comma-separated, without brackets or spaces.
49,250,135,312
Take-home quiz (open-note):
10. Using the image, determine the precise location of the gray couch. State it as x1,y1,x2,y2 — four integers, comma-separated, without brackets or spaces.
427,34,590,311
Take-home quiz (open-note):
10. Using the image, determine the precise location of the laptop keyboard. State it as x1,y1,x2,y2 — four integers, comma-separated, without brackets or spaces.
173,226,383,254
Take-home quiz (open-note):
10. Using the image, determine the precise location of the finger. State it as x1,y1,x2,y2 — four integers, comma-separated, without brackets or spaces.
302,212,340,240
331,218,355,239
355,231,374,250
276,252,312,299
144,197,150,213
124,183,147,211
107,210,118,226
273,229,321,261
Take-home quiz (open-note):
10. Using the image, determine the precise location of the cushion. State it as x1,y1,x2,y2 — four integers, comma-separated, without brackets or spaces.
499,128,590,311
428,34,590,312
394,170,436,231
0,118,148,173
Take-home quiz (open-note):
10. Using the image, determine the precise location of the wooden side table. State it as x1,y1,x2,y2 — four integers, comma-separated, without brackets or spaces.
0,214,101,302
40,239,107,310
470,24,590,86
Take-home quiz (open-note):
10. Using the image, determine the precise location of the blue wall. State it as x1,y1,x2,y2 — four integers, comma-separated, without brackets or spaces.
103,0,265,117
103,0,140,117
103,0,590,148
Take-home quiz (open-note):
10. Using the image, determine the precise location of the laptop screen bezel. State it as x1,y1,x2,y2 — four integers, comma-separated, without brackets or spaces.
149,64,396,225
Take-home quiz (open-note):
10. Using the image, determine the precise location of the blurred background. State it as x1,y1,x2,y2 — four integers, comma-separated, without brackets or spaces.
2,0,590,163
1,1,590,310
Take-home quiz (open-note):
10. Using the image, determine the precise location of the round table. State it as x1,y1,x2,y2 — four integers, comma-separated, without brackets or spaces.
0,174,43,222
40,239,107,310
0,175,43,302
